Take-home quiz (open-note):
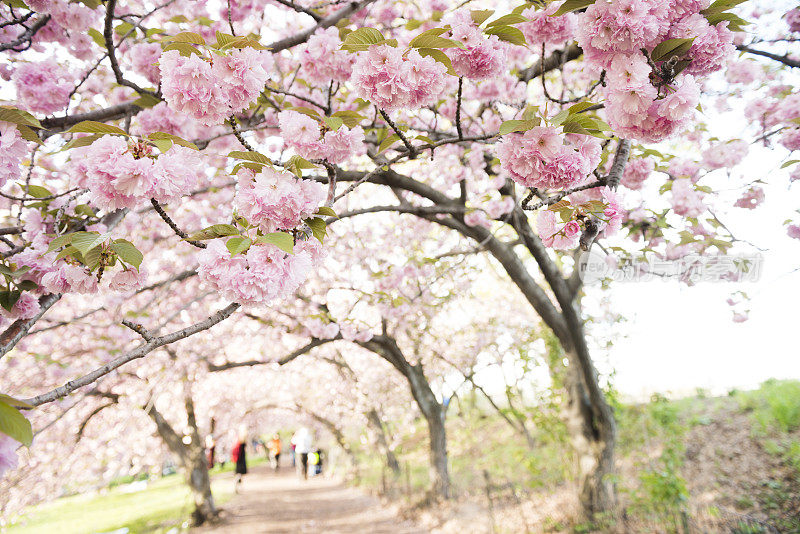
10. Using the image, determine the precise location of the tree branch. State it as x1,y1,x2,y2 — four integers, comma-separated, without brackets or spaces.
23,303,240,407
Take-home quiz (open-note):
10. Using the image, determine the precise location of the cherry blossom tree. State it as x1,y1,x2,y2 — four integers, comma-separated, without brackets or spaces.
1,0,798,524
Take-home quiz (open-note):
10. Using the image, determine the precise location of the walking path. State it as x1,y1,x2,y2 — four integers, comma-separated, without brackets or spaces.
193,465,426,534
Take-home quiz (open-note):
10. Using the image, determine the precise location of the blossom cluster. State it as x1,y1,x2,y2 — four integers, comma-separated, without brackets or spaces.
536,187,624,250
298,28,355,83
670,177,705,217
701,140,749,170
351,45,448,111
127,43,163,85
233,167,326,233
159,48,271,125
496,126,602,189
576,0,733,142
196,239,323,306
12,60,73,115
520,4,577,47
0,122,28,188
72,136,205,211
278,110,365,164
621,157,655,190
445,12,507,80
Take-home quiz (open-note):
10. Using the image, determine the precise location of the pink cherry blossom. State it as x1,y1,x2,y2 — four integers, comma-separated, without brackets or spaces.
0,435,20,480
12,60,73,114
0,122,27,188
234,167,325,233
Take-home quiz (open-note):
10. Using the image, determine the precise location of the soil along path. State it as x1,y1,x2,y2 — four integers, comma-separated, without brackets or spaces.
194,465,426,534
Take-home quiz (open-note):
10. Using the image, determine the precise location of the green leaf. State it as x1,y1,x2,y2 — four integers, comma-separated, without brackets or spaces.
148,131,197,149
650,38,695,62
255,232,294,254
66,121,128,136
225,236,252,256
417,48,457,76
228,151,273,166
15,125,43,145
780,160,799,169
111,240,143,269
704,11,750,31
0,290,21,312
86,28,105,47
323,116,344,130
83,247,102,270
16,280,38,291
215,31,237,48
132,93,162,109
0,394,33,409
0,107,43,129
114,21,134,36
305,217,327,244
61,134,103,151
483,25,526,46
470,9,494,26
700,0,748,16
25,185,52,198
162,42,201,57
409,29,463,49
341,27,386,52
187,224,239,241
55,245,79,262
316,206,338,218
74,204,96,217
331,110,366,128
285,155,317,177
70,231,108,256
552,0,596,16
168,31,206,45
499,119,539,135
486,13,527,27
151,138,173,153
0,401,33,447
47,234,74,253
378,134,401,153
288,106,322,119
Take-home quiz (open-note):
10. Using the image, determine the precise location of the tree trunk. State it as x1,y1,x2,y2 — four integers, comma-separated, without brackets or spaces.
407,364,450,499
146,400,218,526
563,352,617,518
185,446,217,526
366,409,400,475
424,406,449,499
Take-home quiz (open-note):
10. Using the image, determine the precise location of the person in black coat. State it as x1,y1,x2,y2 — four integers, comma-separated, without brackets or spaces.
232,436,247,493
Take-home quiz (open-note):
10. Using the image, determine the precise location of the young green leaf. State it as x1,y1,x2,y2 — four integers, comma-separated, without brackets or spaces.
66,121,128,136
111,240,144,269
0,401,33,447
226,236,252,256
70,232,108,256
305,217,327,244
255,232,294,254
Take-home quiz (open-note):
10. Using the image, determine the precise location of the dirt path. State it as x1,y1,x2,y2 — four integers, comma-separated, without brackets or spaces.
194,465,426,534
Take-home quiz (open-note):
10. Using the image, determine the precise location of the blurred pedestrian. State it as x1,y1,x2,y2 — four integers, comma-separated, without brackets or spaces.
268,434,282,470
232,428,248,493
205,435,216,470
291,427,313,480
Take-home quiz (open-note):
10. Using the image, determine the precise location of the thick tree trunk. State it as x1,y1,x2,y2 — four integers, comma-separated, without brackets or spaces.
407,364,450,499
185,445,218,525
366,409,400,475
424,406,449,499
563,351,617,517
146,398,218,526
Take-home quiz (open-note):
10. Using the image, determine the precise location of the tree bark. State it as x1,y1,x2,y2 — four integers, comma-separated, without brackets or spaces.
563,350,617,517
407,364,450,499
145,398,218,526
365,409,400,475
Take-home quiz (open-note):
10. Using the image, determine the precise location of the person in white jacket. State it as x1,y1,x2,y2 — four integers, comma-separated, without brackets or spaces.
291,427,314,479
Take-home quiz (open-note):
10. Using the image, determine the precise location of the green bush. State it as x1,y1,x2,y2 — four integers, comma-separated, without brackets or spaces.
738,380,800,433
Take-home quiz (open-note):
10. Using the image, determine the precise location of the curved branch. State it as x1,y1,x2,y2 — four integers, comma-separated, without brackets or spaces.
736,44,800,68
267,0,376,53
23,303,240,407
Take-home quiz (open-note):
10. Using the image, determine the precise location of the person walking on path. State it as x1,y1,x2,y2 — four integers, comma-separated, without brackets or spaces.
291,427,313,480
232,429,248,493
267,434,282,470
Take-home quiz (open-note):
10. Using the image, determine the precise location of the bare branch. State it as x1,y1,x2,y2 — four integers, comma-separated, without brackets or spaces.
23,303,240,407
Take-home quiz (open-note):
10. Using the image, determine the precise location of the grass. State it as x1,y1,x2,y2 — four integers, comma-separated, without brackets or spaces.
5,456,268,534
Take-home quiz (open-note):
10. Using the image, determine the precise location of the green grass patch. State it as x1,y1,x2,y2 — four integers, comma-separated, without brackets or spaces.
2,459,274,534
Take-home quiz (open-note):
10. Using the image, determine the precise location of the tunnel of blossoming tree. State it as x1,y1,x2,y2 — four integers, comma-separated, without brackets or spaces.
1,0,799,531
